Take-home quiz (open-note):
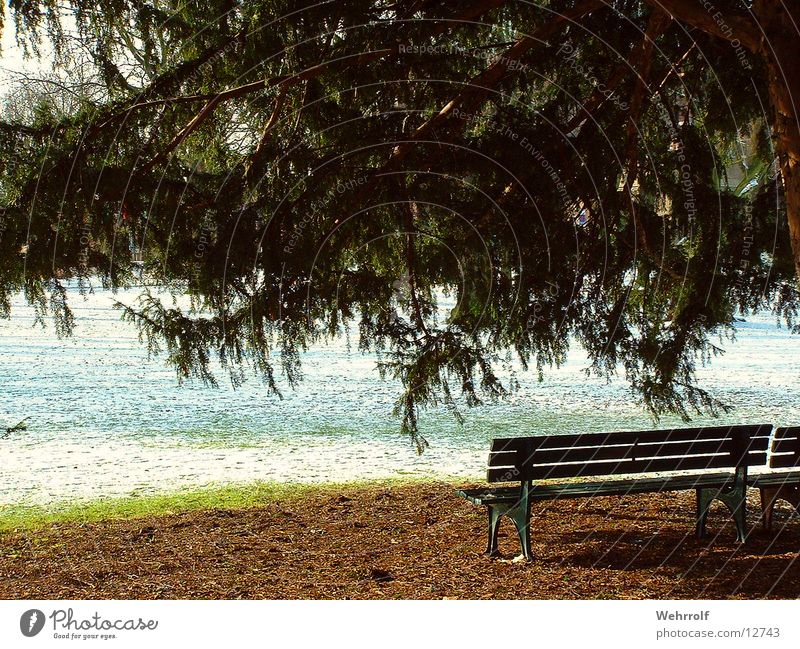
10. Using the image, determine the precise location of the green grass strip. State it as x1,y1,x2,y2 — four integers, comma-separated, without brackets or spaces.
0,476,451,532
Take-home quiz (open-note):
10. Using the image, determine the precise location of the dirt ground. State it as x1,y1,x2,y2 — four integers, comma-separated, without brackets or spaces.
1,482,799,599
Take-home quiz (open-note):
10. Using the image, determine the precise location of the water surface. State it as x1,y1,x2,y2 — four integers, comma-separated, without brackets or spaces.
1,284,798,505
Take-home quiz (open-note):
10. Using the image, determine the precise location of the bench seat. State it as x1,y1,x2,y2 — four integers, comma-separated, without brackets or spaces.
749,470,800,487
458,471,743,506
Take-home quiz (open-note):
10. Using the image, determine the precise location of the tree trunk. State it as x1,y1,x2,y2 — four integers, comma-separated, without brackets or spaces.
754,0,800,282
650,0,800,282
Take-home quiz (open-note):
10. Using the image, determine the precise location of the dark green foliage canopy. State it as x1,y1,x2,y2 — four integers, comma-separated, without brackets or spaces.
1,0,797,449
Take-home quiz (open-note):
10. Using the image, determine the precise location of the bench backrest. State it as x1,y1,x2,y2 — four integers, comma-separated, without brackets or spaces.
768,426,800,469
487,424,773,483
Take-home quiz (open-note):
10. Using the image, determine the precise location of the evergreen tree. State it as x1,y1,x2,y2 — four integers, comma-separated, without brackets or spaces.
1,0,798,449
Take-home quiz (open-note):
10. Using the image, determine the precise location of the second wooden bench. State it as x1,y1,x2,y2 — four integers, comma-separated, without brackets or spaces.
751,426,800,530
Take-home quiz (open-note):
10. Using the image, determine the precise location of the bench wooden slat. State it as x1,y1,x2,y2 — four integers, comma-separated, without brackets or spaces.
774,426,800,439
490,424,770,453
521,443,639,465
488,451,767,482
456,487,520,505
770,454,800,469
486,466,524,482
488,436,770,469
739,435,772,452
772,437,799,454
768,427,800,469
522,438,758,466
487,450,517,467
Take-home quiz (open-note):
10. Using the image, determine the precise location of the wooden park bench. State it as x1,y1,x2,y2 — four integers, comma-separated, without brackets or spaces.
750,426,800,531
457,424,772,560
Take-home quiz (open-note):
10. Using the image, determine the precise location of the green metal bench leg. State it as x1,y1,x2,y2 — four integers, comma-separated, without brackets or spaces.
485,506,502,556
760,485,800,532
760,487,778,532
696,487,713,539
696,472,748,543
482,482,533,560
787,486,800,519
507,503,532,561
508,481,532,560
728,494,747,543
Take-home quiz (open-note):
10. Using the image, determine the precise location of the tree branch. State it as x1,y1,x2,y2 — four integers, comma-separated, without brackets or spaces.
344,0,606,210
642,0,759,52
620,8,673,270
138,0,515,173
245,84,291,186
395,179,430,336
624,7,673,187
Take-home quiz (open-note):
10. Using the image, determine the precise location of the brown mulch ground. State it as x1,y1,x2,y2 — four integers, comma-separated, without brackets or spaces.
1,482,799,599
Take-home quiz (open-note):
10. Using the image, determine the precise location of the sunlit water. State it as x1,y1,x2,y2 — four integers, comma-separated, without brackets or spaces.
1,283,798,505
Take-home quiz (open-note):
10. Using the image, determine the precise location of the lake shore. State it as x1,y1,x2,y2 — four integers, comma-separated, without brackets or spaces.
2,480,799,599
4,287,799,506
